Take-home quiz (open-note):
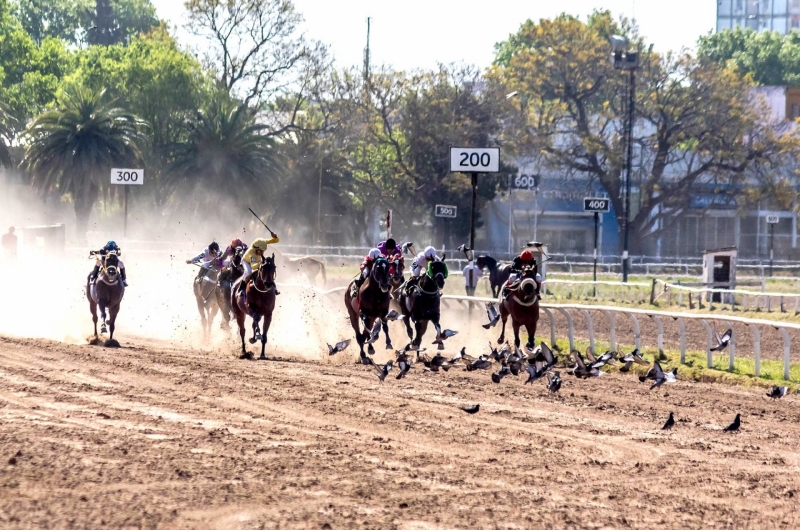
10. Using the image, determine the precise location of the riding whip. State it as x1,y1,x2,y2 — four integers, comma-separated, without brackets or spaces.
248,207,274,233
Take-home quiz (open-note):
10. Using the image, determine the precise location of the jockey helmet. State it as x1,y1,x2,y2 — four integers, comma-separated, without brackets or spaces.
385,238,397,250
231,238,244,249
209,241,220,254
521,249,534,262
105,240,118,250
424,246,437,260
368,248,382,261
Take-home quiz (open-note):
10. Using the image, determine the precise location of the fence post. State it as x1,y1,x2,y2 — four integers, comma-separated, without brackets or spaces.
603,310,617,352
726,320,735,372
628,313,641,352
557,308,575,351
678,317,686,364
652,315,664,356
581,309,595,354
778,327,791,380
542,308,556,349
700,319,713,369
650,278,657,305
748,324,761,377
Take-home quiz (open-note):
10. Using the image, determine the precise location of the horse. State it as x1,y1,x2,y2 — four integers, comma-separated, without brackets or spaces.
497,265,540,350
193,263,220,336
398,259,448,351
344,257,393,363
287,256,327,287
215,247,246,330
477,255,511,298
86,251,125,347
232,254,277,360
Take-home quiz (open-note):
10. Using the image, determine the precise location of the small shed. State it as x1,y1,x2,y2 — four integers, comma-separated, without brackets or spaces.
521,243,548,280
21,224,66,256
702,247,737,303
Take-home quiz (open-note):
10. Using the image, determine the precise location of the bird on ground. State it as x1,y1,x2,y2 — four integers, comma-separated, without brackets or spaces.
327,339,351,355
619,348,648,372
466,356,493,371
767,386,789,399
449,347,467,365
483,303,500,329
524,364,546,385
418,352,451,372
710,328,732,352
584,347,597,364
723,413,741,432
591,350,618,369
662,412,675,430
373,361,393,382
647,362,677,390
546,371,562,393
491,366,511,384
460,404,480,414
570,349,602,378
395,351,413,380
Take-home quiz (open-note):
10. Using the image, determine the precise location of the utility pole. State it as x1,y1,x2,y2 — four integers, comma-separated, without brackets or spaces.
363,17,371,86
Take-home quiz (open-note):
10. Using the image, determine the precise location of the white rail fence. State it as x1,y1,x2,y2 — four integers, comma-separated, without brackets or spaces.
653,279,800,313
281,282,798,381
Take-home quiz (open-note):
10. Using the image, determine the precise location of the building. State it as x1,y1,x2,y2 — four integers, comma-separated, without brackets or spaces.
716,0,800,33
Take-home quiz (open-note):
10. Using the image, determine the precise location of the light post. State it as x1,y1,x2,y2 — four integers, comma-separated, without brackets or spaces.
611,35,640,283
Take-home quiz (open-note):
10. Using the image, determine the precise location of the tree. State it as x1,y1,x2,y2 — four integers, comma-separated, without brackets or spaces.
12,0,93,46
22,85,148,239
87,0,159,46
697,27,800,86
0,99,16,167
490,13,799,253
165,92,282,223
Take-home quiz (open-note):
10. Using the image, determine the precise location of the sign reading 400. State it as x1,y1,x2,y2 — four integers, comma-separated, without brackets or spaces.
111,168,144,185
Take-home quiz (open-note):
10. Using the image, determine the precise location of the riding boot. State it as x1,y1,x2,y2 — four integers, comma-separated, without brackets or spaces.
120,267,128,287
90,265,100,283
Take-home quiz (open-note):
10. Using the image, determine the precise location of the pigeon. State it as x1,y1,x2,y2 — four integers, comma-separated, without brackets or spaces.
449,347,467,365
619,348,648,372
524,364,546,385
433,329,458,344
546,371,562,393
482,302,500,329
723,413,741,432
460,404,480,414
395,351,413,380
710,328,732,352
402,242,416,256
419,352,451,372
584,347,597,363
373,361,393,382
570,349,602,378
365,319,382,344
327,339,351,355
384,309,405,322
491,366,511,384
648,362,677,390
590,350,618,369
527,342,557,369
662,412,675,430
466,356,493,371
767,386,789,399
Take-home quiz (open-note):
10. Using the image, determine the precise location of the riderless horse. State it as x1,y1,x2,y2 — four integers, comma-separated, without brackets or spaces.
232,254,277,360
215,246,245,330
86,251,125,347
497,265,540,350
344,257,393,363
193,262,220,337
476,255,511,298
398,259,448,351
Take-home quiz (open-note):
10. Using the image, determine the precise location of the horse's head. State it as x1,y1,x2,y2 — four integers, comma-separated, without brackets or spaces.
519,266,538,297
389,257,405,282
371,257,391,293
427,259,448,290
103,252,120,280
476,256,486,269
232,246,244,267
259,253,277,284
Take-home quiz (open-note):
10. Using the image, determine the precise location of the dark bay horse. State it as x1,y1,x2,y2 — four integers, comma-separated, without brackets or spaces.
232,254,277,360
193,264,220,336
216,247,245,330
86,252,125,347
398,259,448,351
344,257,392,363
498,266,540,349
477,255,511,298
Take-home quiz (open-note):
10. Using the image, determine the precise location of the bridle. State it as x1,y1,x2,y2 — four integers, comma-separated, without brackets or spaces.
98,252,121,285
511,267,539,306
370,258,390,292
252,259,276,293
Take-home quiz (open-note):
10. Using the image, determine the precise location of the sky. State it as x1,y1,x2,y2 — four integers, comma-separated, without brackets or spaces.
153,0,717,70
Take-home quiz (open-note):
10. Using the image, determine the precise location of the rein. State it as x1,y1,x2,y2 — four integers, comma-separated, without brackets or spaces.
416,275,441,296
251,264,276,293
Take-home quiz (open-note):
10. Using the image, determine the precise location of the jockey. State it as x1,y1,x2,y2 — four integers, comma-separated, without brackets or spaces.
239,232,280,295
90,240,128,286
354,248,383,288
403,246,439,291
377,238,402,260
502,249,542,298
186,241,222,281
220,238,248,267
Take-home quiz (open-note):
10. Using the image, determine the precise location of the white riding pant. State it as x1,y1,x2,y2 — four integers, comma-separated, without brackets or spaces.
243,261,253,276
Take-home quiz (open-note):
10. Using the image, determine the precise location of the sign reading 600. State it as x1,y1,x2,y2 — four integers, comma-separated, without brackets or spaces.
110,168,145,185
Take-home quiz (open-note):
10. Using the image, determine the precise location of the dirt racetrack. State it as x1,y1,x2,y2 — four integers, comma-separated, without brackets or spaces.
2,330,800,529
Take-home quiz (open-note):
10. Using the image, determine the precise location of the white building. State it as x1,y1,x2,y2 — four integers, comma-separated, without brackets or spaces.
717,0,800,33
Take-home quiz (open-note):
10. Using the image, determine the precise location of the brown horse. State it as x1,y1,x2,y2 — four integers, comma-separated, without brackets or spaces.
287,256,327,286
498,266,540,349
86,251,125,347
344,257,393,363
192,263,220,337
232,254,277,360
215,247,246,330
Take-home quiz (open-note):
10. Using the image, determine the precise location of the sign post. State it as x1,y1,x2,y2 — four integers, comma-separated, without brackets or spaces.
386,209,393,238
450,147,500,302
767,214,779,277
111,168,144,237
584,197,611,296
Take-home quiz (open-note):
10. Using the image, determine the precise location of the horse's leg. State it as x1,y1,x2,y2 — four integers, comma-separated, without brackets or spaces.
105,304,121,347
414,320,429,350
195,292,208,337
234,307,249,358
259,312,272,360
512,320,522,350
403,311,415,350
432,316,444,350
99,303,108,334
498,310,508,345
382,321,393,350
525,317,538,350
89,299,98,338
250,312,261,344
365,317,376,356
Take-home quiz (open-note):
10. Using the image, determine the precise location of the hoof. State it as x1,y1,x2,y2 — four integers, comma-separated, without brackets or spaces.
240,351,254,360
101,326,108,334
385,343,393,350
258,355,268,361
359,354,373,365
104,339,120,348
367,344,375,355
497,337,504,345
88,337,102,346
437,343,445,351
248,337,257,344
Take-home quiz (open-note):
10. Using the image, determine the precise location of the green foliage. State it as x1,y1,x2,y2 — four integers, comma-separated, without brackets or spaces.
697,27,800,86
12,0,92,45
0,99,16,167
88,0,158,46
22,84,148,237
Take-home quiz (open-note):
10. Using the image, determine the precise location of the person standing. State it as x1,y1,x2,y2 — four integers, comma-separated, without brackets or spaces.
2,226,17,260
463,261,483,297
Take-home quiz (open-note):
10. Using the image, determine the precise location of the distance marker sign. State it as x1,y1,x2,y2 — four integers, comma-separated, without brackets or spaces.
449,147,500,173
583,197,610,212
111,168,144,185
435,205,457,218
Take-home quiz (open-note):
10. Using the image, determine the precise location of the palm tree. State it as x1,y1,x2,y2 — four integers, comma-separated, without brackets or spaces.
22,85,148,239
0,100,17,168
166,93,281,219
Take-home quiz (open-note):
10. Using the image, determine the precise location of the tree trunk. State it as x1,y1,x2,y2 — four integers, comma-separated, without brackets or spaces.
73,183,99,243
